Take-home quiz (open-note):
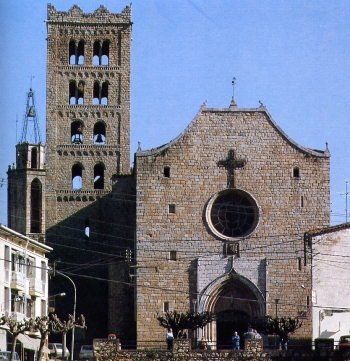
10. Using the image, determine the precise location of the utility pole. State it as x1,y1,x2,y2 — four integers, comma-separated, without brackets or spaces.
340,180,350,222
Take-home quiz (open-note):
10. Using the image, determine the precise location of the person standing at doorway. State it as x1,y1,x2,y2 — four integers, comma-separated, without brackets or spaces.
232,331,240,350
166,328,174,350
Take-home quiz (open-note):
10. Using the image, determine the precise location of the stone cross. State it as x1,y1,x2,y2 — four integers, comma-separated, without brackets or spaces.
218,149,246,188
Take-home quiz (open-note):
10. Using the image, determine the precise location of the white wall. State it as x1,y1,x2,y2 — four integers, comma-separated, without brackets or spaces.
0,225,52,349
312,227,350,343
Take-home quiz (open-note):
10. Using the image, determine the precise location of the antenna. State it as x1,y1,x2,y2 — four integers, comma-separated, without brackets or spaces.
339,180,350,222
16,113,18,143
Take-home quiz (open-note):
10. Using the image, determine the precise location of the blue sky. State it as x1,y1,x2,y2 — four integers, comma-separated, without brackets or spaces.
0,0,349,226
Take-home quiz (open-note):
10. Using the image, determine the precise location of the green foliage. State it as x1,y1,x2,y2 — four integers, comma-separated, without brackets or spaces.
156,311,214,338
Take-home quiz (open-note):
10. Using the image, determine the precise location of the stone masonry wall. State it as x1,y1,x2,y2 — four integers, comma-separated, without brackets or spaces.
44,4,134,342
45,4,132,229
135,104,330,346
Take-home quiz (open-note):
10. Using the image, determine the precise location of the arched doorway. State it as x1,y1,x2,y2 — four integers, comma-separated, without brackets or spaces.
216,310,250,349
198,272,265,349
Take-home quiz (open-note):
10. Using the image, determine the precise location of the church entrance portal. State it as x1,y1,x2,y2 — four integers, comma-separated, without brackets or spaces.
216,309,250,349
197,272,265,350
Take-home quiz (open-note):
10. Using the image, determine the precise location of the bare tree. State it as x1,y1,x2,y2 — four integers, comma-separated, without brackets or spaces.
49,314,86,360
253,315,302,349
0,315,34,361
156,311,214,339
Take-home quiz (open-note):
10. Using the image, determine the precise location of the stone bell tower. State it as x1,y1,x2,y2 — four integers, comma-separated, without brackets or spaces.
45,4,132,231
7,88,46,241
44,4,134,342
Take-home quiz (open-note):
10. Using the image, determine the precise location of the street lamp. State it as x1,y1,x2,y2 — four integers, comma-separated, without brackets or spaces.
48,293,66,313
55,271,76,361
49,292,66,298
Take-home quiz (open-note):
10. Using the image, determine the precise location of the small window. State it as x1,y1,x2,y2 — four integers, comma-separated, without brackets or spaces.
169,251,177,261
301,195,304,207
31,148,37,169
164,167,170,178
163,302,169,312
298,257,302,271
72,164,83,190
94,163,105,189
85,218,90,238
293,167,300,178
306,295,310,307
169,204,175,214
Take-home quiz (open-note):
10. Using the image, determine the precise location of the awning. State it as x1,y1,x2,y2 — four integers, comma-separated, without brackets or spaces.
17,334,49,353
29,337,49,353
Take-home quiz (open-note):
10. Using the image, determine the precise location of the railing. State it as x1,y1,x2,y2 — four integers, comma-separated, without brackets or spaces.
11,271,25,289
11,311,25,322
29,277,44,296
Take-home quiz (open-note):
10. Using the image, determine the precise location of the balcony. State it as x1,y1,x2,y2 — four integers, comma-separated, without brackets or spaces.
29,278,44,297
11,271,25,291
11,311,25,322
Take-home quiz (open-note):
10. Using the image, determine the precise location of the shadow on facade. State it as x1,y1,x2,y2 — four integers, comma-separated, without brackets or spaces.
46,176,136,349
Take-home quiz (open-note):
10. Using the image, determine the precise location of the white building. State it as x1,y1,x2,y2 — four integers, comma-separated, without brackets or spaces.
0,224,52,352
311,224,350,345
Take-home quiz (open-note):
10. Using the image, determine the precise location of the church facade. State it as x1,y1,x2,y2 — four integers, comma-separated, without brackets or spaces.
7,4,332,349
133,100,330,347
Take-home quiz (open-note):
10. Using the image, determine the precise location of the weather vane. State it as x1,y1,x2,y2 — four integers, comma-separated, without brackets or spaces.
232,77,236,97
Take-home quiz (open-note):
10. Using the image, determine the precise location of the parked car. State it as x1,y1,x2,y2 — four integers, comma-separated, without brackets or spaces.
339,335,350,350
0,351,20,361
48,343,70,359
79,345,94,360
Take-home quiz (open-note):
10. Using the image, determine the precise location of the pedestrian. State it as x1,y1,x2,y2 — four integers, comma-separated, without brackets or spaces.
232,331,240,350
253,329,262,339
279,332,288,350
166,328,174,350
178,329,187,339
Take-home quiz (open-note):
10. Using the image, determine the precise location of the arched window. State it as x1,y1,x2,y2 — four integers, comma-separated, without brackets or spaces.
69,40,84,65
93,81,108,105
71,121,84,144
93,122,106,144
69,80,84,105
72,163,83,190
94,163,105,189
93,40,109,66
31,148,37,169
30,179,42,233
